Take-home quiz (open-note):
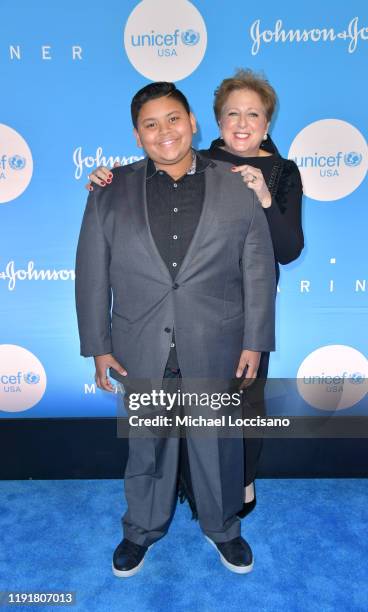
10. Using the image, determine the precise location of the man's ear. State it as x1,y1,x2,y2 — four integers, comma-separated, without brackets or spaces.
189,112,197,135
133,128,143,149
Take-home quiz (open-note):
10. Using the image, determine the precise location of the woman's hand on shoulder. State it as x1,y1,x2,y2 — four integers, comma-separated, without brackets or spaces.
85,162,120,191
231,164,272,208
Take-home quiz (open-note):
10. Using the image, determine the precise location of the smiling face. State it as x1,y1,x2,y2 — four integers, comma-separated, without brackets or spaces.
219,88,270,157
134,95,197,177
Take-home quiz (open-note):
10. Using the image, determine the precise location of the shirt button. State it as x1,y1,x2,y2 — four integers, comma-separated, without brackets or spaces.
159,171,164,175
173,207,178,213
173,183,178,188
170,342,176,348
172,262,177,268
164,327,171,333
173,235,178,240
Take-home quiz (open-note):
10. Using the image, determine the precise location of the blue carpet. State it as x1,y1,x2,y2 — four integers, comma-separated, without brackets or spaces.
0,479,367,612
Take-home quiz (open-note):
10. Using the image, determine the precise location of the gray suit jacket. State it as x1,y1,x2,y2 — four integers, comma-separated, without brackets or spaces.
75,155,276,384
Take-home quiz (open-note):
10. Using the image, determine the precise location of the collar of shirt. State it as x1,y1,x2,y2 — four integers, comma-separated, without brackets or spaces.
146,150,210,180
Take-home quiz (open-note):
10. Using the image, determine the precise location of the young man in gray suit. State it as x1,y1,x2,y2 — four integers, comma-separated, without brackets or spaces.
76,82,275,576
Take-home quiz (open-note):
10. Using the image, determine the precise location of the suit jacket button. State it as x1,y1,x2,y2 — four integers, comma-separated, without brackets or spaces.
172,283,179,290
164,327,171,333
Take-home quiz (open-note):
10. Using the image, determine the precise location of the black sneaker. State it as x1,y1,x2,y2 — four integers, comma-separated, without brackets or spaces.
205,536,253,574
112,538,149,578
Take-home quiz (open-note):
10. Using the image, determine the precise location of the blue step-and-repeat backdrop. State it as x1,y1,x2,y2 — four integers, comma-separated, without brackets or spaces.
0,1,367,418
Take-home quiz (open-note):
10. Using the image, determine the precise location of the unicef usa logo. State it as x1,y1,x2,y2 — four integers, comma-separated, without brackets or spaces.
0,345,47,412
8,155,26,171
297,345,368,411
124,0,207,81
350,372,365,384
131,28,201,52
289,119,368,201
0,124,33,204
344,152,362,167
23,372,41,385
181,29,200,46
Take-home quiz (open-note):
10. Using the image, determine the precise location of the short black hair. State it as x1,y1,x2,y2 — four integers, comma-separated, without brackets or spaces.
131,82,191,128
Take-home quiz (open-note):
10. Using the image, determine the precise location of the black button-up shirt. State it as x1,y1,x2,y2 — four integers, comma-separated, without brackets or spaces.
146,152,209,369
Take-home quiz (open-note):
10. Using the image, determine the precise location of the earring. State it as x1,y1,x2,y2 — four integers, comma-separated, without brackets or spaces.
263,133,268,141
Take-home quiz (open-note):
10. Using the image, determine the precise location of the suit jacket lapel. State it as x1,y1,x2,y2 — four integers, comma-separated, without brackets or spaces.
124,158,221,284
125,160,172,282
175,162,219,281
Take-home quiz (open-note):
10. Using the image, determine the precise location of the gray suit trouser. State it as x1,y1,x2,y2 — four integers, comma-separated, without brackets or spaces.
122,367,244,547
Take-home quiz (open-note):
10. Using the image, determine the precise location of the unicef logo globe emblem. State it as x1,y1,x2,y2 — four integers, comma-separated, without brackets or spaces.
8,155,26,171
349,372,365,385
23,372,40,385
344,151,362,167
181,29,200,46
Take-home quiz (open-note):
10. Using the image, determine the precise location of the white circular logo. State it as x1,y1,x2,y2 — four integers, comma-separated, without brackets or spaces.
288,119,368,201
124,0,207,82
297,345,368,411
0,124,33,204
0,345,47,412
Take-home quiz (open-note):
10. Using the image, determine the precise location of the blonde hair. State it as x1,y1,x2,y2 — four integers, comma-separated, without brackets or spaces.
214,68,277,123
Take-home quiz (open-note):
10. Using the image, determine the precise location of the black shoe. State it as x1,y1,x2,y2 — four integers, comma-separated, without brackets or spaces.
206,536,253,574
237,495,257,519
112,539,149,578
237,484,257,519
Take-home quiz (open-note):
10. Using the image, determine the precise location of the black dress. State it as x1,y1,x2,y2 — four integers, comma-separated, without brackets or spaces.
177,136,304,517
204,136,304,276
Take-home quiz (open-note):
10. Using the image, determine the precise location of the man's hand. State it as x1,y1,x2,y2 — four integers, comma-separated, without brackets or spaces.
94,354,127,392
236,350,261,389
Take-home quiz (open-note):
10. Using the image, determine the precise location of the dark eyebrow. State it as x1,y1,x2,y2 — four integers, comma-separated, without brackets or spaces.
142,109,183,122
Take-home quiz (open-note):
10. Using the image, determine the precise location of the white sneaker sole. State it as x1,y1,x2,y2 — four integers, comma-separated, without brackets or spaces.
112,557,145,578
205,536,254,574
112,544,153,578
